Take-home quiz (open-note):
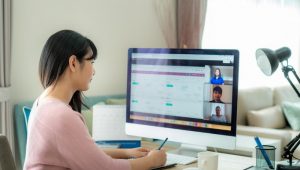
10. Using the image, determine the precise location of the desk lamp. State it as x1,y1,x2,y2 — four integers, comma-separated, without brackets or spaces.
256,47,300,169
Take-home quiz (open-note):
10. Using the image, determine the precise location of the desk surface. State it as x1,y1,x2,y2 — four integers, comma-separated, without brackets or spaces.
211,135,281,161
142,141,255,170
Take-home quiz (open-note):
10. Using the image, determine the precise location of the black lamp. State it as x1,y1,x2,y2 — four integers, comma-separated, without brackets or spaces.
256,47,300,169
256,47,300,97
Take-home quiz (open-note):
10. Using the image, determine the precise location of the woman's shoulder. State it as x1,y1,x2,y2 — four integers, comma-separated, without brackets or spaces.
35,98,81,122
31,98,85,132
39,98,73,111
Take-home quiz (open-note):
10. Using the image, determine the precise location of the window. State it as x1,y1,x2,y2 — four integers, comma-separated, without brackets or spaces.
203,0,300,88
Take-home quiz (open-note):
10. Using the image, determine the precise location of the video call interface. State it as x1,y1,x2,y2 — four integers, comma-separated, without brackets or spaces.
128,50,237,134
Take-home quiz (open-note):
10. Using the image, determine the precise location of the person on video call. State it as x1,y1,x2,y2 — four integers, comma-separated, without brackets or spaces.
210,68,224,85
23,30,166,170
210,106,227,123
210,86,224,103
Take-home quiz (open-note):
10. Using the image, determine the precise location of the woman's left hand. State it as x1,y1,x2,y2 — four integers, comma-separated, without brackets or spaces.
126,147,150,158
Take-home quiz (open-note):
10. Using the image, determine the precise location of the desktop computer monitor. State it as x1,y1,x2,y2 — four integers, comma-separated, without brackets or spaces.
125,48,239,151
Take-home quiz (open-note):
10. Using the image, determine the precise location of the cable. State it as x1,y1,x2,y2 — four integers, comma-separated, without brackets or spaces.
293,155,300,160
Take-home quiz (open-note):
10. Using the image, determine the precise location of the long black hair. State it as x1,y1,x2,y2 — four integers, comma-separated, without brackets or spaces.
214,68,222,78
39,30,97,113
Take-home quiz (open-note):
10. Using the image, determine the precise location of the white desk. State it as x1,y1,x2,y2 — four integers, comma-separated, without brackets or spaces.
211,135,281,161
166,153,255,170
218,153,255,170
143,141,255,170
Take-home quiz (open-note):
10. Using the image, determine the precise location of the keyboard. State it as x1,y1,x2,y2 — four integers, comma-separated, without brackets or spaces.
166,153,197,165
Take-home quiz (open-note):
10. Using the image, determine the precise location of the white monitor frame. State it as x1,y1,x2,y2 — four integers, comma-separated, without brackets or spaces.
126,48,239,150
126,123,236,149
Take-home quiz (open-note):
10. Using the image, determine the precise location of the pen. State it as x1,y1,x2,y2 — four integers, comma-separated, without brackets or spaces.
243,165,254,170
254,136,274,169
158,138,168,150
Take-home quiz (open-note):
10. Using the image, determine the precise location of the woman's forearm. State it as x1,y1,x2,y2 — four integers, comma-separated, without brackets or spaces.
102,148,128,159
103,148,155,169
129,156,153,170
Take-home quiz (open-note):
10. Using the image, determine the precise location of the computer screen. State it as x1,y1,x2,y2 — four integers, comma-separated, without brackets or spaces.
126,48,239,150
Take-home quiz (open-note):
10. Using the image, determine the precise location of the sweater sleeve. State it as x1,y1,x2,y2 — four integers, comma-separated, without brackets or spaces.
48,104,131,170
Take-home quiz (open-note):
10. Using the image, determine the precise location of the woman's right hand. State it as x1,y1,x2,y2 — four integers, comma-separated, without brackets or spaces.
147,149,167,168
129,149,167,170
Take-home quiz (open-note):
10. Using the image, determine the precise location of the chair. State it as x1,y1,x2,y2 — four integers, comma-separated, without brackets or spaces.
14,102,33,169
0,134,17,170
22,106,31,134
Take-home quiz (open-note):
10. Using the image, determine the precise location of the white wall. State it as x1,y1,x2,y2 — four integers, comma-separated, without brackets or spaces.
11,0,166,105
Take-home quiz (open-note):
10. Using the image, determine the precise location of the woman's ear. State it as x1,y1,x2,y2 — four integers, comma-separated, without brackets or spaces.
69,55,77,72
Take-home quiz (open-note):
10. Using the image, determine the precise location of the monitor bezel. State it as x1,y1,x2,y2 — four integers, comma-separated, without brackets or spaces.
126,48,239,144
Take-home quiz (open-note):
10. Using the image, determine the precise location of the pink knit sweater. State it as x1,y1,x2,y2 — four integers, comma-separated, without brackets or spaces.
23,98,131,170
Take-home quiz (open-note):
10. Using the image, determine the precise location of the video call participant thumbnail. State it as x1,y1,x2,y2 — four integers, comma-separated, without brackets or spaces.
210,106,227,123
210,86,224,103
210,68,224,85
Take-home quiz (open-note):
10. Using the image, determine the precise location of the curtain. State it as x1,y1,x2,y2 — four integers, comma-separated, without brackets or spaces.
153,0,178,48
154,0,207,49
177,0,207,48
0,0,12,151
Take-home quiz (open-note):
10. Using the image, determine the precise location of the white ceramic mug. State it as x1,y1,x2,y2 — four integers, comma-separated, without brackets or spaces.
197,151,218,170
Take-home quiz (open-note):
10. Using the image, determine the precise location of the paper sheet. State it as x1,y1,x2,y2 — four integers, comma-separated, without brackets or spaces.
92,105,140,141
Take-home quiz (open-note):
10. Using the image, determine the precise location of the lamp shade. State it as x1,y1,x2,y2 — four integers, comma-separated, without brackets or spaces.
256,47,291,76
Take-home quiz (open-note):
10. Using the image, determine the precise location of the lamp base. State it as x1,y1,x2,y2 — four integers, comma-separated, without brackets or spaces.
277,164,300,170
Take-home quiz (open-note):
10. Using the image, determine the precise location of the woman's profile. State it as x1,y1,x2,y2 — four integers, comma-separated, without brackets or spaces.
210,68,224,85
23,30,166,170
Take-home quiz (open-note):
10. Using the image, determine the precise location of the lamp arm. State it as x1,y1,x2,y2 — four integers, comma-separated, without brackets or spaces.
285,133,300,151
290,138,300,155
282,133,300,166
279,65,300,166
282,65,300,97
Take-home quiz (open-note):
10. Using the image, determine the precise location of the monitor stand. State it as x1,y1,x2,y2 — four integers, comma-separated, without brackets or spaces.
168,143,207,157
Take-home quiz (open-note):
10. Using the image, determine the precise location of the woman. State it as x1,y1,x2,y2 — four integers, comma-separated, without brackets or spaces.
24,30,166,170
210,68,224,85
